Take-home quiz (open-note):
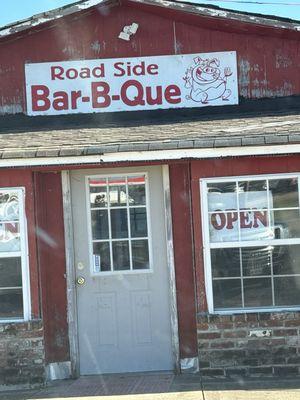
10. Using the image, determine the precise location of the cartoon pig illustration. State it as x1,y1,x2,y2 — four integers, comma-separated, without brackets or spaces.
183,57,232,104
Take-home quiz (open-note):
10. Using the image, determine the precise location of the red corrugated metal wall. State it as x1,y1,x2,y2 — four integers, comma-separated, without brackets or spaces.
0,1,299,114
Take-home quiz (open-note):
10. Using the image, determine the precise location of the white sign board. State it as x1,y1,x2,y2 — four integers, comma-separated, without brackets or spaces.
25,51,238,116
208,191,274,243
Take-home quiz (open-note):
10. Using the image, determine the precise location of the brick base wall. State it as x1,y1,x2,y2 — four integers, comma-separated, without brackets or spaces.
197,312,300,377
0,320,45,387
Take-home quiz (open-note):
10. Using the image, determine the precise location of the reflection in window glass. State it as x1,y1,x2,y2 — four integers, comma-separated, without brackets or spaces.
211,248,240,278
0,189,26,321
111,209,128,238
213,279,242,309
274,276,300,306
204,175,300,311
0,289,23,318
93,242,111,272
243,278,272,307
130,208,147,238
0,192,19,221
89,178,107,208
0,257,22,288
109,186,127,207
91,210,108,240
113,241,130,270
242,247,271,276
132,240,149,270
269,178,298,209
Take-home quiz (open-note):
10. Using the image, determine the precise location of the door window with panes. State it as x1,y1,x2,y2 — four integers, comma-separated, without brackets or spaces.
87,174,151,274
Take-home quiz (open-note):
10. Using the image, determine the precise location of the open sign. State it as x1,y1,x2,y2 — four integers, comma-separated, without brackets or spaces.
208,191,273,242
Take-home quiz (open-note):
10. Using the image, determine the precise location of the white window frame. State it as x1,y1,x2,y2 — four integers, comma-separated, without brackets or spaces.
201,172,300,315
85,172,153,276
0,187,31,322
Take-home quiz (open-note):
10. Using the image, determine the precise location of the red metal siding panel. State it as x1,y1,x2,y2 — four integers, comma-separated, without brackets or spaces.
169,163,198,359
35,172,69,363
191,155,300,311
0,4,299,114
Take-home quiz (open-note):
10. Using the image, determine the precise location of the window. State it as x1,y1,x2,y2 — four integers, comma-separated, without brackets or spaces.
201,174,300,313
0,188,30,321
87,174,151,274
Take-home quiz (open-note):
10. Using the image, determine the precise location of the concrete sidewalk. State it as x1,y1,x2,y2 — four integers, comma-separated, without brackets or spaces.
1,373,300,400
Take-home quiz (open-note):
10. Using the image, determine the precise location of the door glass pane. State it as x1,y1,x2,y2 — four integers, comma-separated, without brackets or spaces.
91,210,109,240
111,209,128,238
132,240,149,270
109,177,127,207
243,278,272,307
130,208,147,238
93,242,111,272
0,192,19,221
89,178,107,208
0,223,20,252
0,288,23,319
269,178,298,209
128,175,146,205
274,276,300,306
211,248,240,278
0,257,22,288
213,279,242,309
112,241,130,271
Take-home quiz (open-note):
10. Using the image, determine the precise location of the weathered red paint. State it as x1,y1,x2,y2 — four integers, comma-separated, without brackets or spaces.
191,154,300,311
169,163,198,359
0,169,40,318
34,172,69,363
0,2,299,114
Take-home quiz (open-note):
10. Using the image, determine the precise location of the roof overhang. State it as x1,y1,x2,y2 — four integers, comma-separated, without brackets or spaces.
0,0,299,40
2,143,300,169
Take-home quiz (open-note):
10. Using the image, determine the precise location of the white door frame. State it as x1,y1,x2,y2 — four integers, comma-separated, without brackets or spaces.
61,165,180,376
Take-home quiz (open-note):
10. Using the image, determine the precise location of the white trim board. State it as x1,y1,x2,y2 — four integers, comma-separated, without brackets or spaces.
3,143,300,168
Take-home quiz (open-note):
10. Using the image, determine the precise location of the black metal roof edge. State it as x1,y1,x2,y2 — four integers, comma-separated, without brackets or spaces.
0,0,299,40
0,95,299,135
168,0,300,25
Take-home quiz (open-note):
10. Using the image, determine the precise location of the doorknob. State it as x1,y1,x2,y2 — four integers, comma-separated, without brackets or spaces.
76,276,85,285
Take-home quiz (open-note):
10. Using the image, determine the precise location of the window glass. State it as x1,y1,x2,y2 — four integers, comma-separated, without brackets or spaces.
0,289,23,319
269,178,298,209
89,178,108,208
0,189,27,321
132,240,149,270
203,175,300,312
88,175,150,273
213,279,242,309
93,242,111,272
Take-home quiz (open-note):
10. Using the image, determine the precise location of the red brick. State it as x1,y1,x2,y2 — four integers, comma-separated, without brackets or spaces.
198,332,221,339
210,341,235,349
197,323,209,330
284,320,300,327
223,330,247,338
273,329,297,337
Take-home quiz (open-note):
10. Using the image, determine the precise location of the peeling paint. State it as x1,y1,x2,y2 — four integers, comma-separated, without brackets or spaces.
276,53,292,69
238,58,251,97
1,0,300,40
0,103,23,115
90,40,101,53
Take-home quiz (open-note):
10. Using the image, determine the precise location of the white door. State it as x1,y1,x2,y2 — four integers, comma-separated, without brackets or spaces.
71,166,174,374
